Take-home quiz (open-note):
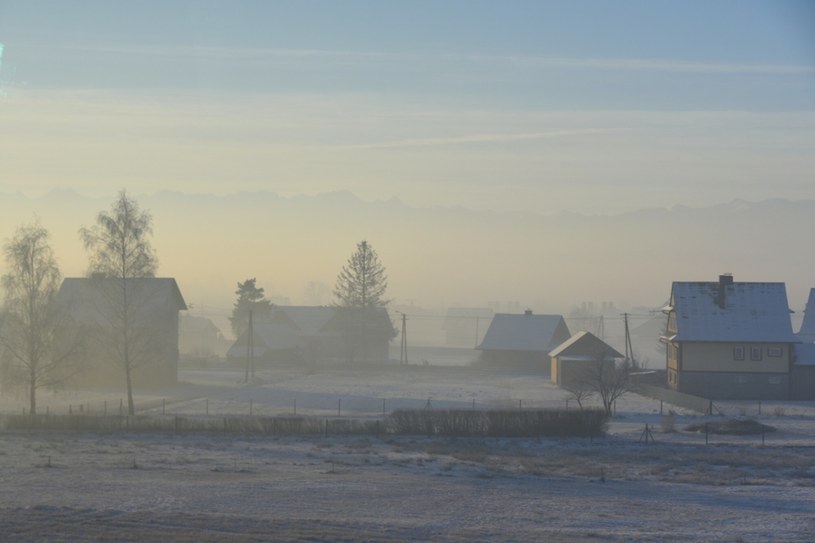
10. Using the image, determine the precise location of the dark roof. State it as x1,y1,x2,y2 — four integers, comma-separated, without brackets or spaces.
668,281,796,343
228,305,395,356
226,323,302,358
477,313,571,352
57,277,187,325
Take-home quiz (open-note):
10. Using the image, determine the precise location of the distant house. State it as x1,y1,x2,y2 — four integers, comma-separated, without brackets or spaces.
662,274,799,400
442,307,493,347
550,331,624,387
179,314,232,358
57,277,187,388
226,306,395,366
476,311,571,372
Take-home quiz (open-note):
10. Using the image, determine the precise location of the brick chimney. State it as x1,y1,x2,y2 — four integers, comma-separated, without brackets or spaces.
718,274,733,309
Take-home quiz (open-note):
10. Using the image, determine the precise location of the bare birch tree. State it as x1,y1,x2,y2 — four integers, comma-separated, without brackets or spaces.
0,222,79,414
80,190,157,415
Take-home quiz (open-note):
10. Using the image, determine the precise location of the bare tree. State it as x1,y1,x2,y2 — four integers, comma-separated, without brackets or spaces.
561,380,595,410
0,222,79,414
80,190,157,415
574,355,635,416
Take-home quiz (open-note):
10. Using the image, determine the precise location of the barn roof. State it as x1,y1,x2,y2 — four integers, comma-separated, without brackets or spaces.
668,279,796,343
477,313,571,352
57,277,187,325
549,330,624,359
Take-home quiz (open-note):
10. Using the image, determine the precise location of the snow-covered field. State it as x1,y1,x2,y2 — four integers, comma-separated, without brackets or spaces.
1,365,814,542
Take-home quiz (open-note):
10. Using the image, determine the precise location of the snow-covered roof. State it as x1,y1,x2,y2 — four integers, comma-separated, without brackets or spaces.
549,330,624,359
797,288,815,343
669,280,797,343
477,313,571,352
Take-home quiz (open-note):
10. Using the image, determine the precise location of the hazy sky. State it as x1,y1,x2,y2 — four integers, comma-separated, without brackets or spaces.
1,0,814,214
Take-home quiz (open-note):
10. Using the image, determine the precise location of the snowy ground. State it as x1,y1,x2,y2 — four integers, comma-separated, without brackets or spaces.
1,364,814,542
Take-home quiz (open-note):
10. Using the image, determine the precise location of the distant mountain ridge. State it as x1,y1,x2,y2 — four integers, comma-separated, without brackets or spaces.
0,189,812,314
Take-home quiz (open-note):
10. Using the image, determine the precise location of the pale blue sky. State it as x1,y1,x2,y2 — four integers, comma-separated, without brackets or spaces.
1,0,813,213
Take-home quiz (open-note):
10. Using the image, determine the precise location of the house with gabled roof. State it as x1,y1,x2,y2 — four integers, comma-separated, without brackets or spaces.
662,274,799,400
476,311,571,372
57,277,187,387
226,305,394,366
550,331,624,387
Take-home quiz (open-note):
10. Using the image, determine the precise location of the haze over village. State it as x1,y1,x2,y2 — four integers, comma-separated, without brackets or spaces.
0,190,813,343
1,1,815,541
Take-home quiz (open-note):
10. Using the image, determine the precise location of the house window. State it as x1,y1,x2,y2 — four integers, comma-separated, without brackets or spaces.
768,376,782,385
733,346,745,361
735,375,748,384
767,347,783,358
751,347,762,361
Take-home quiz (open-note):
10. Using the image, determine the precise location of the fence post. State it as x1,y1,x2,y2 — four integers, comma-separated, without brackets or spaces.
338,399,341,417
163,399,166,416
660,400,663,416
324,418,328,438
383,398,386,416
294,398,296,416
758,400,762,416
206,398,209,416
704,423,709,445
250,400,253,417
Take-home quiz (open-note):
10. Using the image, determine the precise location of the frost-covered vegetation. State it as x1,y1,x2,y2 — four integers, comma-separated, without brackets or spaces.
1,366,814,542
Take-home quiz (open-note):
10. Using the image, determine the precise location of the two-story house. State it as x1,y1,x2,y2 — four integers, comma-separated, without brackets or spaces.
662,274,798,400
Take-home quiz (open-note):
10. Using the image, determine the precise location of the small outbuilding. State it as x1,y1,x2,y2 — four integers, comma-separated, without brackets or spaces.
549,331,624,387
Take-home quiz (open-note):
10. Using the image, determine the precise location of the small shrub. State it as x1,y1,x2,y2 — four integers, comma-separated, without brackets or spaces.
660,412,676,433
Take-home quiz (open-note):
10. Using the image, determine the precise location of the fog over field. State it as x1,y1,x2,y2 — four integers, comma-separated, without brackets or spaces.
0,190,812,323
1,2,814,541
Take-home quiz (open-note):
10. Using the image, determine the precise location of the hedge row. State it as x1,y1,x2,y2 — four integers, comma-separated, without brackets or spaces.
387,408,608,437
0,408,608,437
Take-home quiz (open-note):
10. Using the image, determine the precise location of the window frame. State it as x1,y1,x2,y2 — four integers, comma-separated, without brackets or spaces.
767,347,783,358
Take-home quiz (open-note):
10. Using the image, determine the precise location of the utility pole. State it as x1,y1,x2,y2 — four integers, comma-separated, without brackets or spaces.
399,312,408,365
597,314,605,341
245,309,254,382
622,312,634,365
